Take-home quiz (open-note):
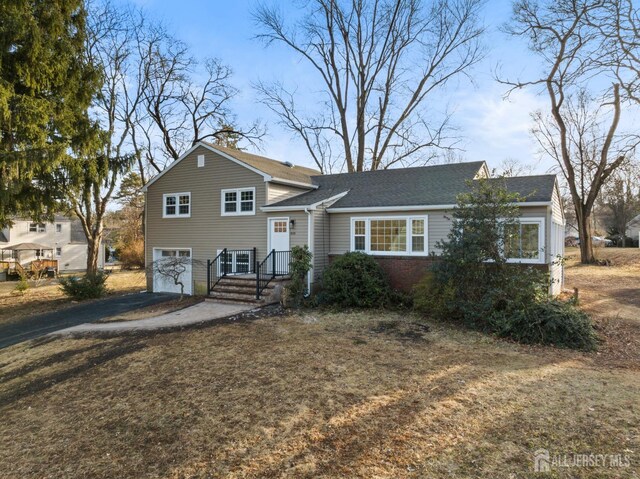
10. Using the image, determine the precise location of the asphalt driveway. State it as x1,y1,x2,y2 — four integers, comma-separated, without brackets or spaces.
0,292,177,349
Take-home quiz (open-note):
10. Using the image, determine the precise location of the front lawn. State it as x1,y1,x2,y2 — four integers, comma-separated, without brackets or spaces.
0,250,638,478
1,309,638,478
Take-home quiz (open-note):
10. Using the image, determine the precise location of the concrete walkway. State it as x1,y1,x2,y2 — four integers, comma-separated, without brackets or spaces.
49,301,255,337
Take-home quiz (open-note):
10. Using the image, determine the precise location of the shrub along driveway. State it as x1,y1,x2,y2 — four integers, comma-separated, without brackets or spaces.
0,292,176,349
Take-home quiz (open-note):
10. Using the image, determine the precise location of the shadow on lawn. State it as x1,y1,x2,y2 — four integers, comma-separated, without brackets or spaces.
0,338,148,408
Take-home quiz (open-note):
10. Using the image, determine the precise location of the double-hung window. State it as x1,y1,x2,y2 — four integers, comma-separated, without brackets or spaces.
29,223,46,233
351,216,428,255
163,193,191,218
503,218,544,263
221,187,255,216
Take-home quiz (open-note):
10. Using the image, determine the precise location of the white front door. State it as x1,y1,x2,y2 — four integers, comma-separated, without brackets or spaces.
152,248,192,295
268,218,290,252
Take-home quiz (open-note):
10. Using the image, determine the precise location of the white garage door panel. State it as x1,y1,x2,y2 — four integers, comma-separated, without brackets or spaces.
152,248,193,295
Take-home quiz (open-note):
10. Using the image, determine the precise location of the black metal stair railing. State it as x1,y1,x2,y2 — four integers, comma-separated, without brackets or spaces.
255,249,291,299
207,248,257,293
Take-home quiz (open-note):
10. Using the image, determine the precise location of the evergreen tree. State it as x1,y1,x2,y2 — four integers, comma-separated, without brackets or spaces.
0,0,99,227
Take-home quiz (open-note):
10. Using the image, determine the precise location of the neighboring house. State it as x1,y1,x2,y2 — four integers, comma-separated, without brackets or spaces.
144,142,565,298
0,216,104,272
626,214,640,245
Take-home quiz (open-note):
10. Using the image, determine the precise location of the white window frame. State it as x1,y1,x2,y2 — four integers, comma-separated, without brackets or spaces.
55,246,62,257
55,223,62,233
197,154,205,167
349,216,429,256
29,223,46,233
163,192,191,218
221,187,256,216
503,217,545,264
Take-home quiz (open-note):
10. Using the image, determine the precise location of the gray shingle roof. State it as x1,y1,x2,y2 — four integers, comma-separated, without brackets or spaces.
264,163,557,209
0,231,7,243
486,175,557,203
203,142,321,186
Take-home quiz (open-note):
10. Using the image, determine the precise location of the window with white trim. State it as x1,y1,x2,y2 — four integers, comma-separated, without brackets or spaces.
29,223,46,233
503,218,544,263
350,216,428,255
56,247,62,257
55,223,62,233
163,193,191,218
221,188,255,216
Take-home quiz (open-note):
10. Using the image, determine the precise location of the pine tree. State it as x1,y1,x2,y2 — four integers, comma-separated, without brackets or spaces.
0,0,99,227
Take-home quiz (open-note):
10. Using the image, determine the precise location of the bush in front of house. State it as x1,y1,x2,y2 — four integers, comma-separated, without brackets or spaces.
283,245,313,308
59,272,109,300
413,179,597,351
321,252,393,308
489,300,598,350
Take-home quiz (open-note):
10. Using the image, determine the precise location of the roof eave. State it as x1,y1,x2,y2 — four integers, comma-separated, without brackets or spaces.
326,201,552,213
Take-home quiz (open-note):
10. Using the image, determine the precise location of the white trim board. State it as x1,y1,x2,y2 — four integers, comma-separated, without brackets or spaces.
327,202,552,213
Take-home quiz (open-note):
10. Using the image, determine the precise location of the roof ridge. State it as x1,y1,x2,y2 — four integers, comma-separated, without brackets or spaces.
314,161,486,178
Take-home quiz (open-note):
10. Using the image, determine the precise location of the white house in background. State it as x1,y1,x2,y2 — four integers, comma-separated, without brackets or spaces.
627,214,640,246
0,216,104,272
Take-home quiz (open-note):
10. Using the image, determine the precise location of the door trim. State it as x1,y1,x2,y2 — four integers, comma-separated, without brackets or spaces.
267,217,290,252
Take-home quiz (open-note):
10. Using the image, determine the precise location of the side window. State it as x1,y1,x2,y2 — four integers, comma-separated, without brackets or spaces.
221,188,256,216
163,193,191,218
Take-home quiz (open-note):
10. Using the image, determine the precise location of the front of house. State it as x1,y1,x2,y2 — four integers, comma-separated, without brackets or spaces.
144,142,565,298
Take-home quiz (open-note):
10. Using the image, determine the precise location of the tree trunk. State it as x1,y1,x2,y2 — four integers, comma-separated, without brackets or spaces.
577,209,595,263
86,236,102,275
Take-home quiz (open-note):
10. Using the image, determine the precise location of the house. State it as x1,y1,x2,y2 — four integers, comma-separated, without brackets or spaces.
626,214,640,245
143,142,565,300
0,216,104,274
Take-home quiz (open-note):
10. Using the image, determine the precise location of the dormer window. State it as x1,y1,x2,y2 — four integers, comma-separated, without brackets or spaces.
163,193,191,218
221,188,255,216
29,223,46,233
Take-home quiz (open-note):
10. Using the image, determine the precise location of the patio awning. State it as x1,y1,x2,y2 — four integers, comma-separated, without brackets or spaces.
0,242,54,251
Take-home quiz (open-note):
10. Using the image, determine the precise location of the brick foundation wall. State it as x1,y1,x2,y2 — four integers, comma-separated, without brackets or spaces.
328,254,436,292
327,254,550,292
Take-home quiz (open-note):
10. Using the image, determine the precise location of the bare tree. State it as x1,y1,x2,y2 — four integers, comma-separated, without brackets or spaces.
598,160,640,245
149,255,201,300
254,0,485,173
501,0,639,263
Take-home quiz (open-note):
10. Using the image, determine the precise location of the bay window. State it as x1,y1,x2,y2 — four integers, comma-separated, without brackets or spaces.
350,216,428,255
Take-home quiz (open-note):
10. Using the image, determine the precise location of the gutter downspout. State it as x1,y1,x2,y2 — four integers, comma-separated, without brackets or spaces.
305,207,313,294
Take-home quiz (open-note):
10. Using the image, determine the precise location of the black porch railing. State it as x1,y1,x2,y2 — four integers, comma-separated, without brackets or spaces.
207,248,257,292
256,249,291,299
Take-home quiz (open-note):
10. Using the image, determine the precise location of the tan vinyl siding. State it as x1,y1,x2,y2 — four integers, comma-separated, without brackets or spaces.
312,206,330,282
146,146,270,292
267,183,311,204
329,206,553,263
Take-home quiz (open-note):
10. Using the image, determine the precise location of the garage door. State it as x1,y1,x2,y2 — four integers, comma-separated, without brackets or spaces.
152,249,192,295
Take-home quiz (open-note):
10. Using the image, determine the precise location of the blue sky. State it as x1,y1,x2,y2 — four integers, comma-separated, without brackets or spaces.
131,0,554,174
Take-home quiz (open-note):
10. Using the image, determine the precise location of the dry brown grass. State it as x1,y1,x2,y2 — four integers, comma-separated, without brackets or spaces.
0,309,638,478
0,270,146,326
564,247,640,368
0,253,638,478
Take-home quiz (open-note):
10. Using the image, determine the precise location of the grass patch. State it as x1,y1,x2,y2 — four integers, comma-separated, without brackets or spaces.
0,309,638,478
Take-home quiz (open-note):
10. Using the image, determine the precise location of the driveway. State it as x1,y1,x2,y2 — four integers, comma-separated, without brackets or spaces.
0,292,176,349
